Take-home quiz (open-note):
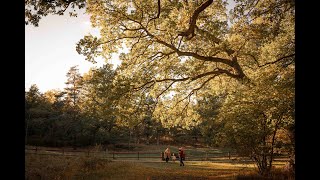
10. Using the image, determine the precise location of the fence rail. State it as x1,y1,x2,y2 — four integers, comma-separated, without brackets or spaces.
25,147,289,161
25,147,163,160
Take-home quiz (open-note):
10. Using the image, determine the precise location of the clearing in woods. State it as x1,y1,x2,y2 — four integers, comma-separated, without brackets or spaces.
25,145,289,179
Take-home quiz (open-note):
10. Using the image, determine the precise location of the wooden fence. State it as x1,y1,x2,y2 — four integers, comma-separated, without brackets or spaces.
25,147,163,160
25,147,238,161
25,147,289,162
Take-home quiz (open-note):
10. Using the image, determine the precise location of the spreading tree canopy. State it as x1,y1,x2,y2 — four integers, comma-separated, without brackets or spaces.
26,0,294,102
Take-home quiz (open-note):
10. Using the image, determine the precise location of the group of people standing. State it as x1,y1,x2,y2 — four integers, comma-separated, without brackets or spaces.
164,147,185,166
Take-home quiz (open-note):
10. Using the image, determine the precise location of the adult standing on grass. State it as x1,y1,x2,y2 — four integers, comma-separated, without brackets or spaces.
179,147,185,166
164,147,171,163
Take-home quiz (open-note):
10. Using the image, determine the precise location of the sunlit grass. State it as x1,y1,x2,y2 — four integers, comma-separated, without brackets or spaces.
26,153,289,180
26,145,290,179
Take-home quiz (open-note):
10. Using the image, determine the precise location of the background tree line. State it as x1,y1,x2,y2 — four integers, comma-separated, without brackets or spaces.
25,64,203,148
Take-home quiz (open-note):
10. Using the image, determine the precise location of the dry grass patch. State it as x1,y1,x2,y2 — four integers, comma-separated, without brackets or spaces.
26,154,289,180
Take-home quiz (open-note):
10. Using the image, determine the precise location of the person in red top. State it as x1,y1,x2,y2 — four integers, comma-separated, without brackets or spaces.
178,147,185,166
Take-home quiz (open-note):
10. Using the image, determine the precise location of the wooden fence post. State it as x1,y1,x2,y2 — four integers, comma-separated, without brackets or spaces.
228,151,230,159
138,152,139,160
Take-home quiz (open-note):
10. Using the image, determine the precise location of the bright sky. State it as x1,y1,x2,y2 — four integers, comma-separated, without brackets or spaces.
25,9,120,93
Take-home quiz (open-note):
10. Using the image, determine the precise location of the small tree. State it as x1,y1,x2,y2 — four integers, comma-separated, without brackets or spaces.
218,66,294,176
194,94,225,146
64,65,83,146
25,84,52,145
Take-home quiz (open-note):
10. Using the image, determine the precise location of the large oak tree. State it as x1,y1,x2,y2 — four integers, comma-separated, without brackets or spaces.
26,0,294,103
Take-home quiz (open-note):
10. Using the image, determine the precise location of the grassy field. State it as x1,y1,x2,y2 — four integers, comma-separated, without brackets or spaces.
25,145,293,180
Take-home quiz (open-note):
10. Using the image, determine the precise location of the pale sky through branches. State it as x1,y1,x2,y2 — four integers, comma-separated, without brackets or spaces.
25,9,120,92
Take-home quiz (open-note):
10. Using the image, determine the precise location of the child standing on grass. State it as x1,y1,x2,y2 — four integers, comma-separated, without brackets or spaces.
172,153,176,162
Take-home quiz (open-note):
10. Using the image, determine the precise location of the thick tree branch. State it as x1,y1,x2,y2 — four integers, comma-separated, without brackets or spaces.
243,53,295,68
259,54,295,67
243,53,259,65
177,51,234,67
178,0,214,39
140,25,244,76
143,25,237,67
112,7,244,77
149,0,161,21
134,69,235,99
